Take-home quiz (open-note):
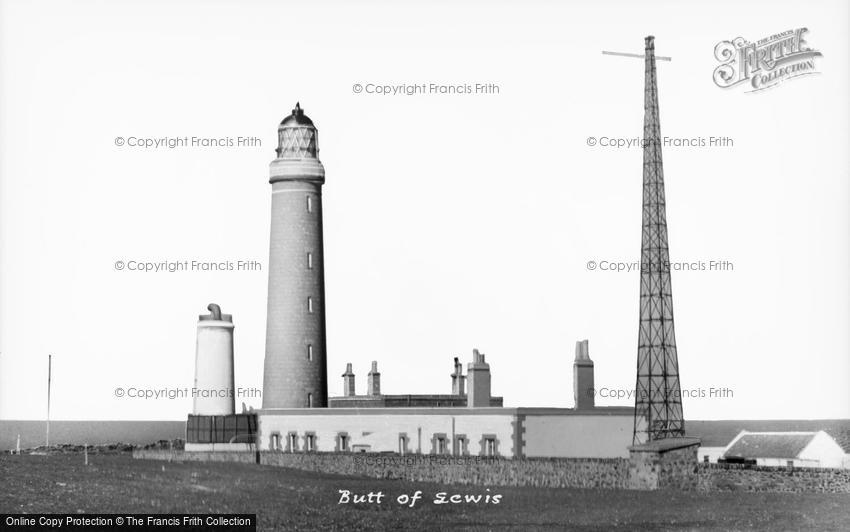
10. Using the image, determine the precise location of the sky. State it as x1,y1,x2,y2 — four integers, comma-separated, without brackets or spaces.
0,0,848,421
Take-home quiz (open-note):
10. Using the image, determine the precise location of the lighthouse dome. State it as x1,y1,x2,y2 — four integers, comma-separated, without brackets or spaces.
279,102,314,128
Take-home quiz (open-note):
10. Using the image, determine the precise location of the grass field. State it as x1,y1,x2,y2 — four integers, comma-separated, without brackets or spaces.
1,454,849,531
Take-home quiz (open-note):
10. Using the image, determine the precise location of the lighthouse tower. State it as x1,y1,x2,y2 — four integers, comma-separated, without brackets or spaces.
262,103,328,408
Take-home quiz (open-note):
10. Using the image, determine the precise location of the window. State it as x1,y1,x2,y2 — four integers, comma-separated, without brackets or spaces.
308,297,313,313
337,433,349,452
786,460,794,468
271,433,281,452
455,435,468,456
307,252,313,269
484,437,497,457
306,195,312,212
398,433,408,455
307,393,313,407
307,344,313,361
305,433,316,452
430,433,448,454
437,437,447,455
287,433,298,453
703,455,709,463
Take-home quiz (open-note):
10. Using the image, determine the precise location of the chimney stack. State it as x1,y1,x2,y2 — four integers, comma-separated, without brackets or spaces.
367,361,381,396
573,339,595,409
342,363,356,397
466,349,491,407
451,357,466,396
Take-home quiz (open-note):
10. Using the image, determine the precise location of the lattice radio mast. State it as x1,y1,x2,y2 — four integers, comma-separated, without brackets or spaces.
604,36,685,445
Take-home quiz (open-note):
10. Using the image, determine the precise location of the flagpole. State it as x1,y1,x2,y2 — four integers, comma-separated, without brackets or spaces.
46,354,51,448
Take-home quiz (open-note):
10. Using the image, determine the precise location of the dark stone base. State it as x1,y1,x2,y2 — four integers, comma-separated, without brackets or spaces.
628,437,701,490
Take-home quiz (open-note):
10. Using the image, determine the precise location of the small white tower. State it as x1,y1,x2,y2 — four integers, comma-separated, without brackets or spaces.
193,303,235,415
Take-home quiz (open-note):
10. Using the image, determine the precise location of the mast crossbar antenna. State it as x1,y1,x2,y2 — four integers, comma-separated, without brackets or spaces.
602,50,672,61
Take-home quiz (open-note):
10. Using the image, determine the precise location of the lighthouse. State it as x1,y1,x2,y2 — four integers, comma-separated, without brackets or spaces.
262,103,328,408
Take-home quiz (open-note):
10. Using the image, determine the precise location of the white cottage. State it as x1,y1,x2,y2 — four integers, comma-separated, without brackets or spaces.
720,430,847,468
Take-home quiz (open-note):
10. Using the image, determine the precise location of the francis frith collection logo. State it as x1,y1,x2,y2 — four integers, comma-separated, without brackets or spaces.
713,28,822,92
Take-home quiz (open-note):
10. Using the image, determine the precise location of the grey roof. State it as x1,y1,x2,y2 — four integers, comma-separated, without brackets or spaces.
723,432,817,460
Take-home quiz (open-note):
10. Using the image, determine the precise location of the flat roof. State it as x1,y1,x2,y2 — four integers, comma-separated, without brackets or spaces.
329,394,504,400
253,406,634,416
629,437,702,452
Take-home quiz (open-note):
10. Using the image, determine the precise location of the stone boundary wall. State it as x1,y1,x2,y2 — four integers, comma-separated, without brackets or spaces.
132,450,628,489
132,450,850,493
263,453,630,489
132,449,257,464
697,462,850,493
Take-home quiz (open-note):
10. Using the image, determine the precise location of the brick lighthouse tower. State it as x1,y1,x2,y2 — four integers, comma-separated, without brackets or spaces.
262,103,328,408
